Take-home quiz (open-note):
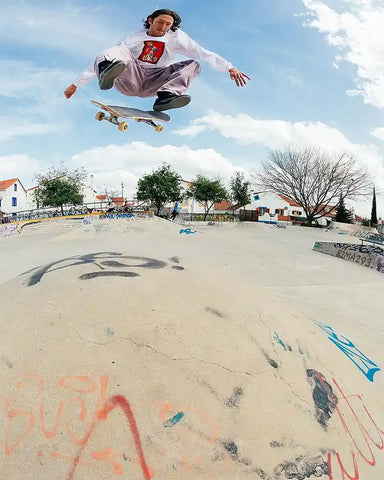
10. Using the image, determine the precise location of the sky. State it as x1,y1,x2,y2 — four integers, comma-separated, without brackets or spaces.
1,0,384,217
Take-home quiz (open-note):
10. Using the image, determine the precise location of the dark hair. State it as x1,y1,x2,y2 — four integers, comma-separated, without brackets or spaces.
143,9,182,32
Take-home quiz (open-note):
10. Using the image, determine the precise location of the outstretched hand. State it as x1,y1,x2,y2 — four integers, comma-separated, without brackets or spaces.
229,67,250,87
64,84,77,99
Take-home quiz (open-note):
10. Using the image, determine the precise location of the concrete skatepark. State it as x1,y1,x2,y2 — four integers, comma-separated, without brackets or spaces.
0,215,383,480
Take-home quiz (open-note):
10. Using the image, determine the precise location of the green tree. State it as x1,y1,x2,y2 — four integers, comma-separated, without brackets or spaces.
229,171,252,212
33,163,87,214
335,194,354,223
187,175,228,221
136,164,183,216
371,186,378,227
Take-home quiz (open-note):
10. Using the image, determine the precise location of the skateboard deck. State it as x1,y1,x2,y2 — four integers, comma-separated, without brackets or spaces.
91,100,170,132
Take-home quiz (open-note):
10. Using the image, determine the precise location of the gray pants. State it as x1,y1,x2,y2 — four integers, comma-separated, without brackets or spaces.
95,47,201,98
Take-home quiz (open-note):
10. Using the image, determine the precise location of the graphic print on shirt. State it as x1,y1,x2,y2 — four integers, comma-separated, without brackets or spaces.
139,41,165,64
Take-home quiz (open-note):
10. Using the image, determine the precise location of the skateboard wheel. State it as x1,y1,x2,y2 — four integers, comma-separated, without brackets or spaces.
155,125,163,133
118,122,128,132
95,111,105,121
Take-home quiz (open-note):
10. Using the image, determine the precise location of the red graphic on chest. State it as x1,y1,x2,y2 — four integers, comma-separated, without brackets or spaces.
139,41,165,64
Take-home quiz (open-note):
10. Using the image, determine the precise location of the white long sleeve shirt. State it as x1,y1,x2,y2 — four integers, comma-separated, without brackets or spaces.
73,28,234,87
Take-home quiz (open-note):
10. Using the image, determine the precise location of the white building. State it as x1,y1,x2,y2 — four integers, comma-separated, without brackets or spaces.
0,178,28,215
243,192,306,224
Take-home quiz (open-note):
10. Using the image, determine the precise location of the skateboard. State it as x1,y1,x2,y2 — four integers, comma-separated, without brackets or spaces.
91,100,170,132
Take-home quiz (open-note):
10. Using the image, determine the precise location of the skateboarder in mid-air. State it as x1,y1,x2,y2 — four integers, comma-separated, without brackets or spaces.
64,9,250,112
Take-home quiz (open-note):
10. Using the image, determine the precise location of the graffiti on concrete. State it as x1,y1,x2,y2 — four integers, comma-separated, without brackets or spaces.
179,228,196,235
306,369,338,429
0,373,231,478
24,253,176,286
225,388,243,408
99,213,135,220
349,228,379,239
313,241,384,271
372,254,384,273
163,412,185,428
315,321,381,382
318,374,384,480
274,453,328,479
0,224,20,238
273,332,292,351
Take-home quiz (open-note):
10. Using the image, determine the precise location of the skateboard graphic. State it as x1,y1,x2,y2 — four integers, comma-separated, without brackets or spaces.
91,100,170,132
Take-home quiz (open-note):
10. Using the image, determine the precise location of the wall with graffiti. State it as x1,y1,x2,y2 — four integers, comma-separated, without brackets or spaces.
313,241,384,273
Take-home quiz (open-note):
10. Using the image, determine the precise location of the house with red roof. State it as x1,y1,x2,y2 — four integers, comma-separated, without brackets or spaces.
0,178,28,215
242,192,306,224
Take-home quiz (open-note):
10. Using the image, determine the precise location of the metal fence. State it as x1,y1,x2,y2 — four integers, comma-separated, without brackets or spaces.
1,201,150,223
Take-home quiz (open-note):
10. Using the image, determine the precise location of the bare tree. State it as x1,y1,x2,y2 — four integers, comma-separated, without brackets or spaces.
254,146,371,225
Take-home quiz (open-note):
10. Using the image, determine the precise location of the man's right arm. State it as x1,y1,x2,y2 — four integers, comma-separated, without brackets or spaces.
64,63,97,99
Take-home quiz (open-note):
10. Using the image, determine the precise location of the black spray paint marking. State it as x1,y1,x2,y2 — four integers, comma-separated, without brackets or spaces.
253,467,270,480
1,356,14,369
80,272,139,279
270,440,284,448
225,387,243,408
205,306,226,318
169,257,185,270
169,257,180,263
24,253,168,286
105,327,115,337
222,440,238,461
261,349,279,369
274,454,328,480
306,369,338,429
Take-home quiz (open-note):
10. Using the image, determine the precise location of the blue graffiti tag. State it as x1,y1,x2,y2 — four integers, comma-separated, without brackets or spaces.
274,332,287,350
314,321,381,382
179,228,196,235
163,412,185,428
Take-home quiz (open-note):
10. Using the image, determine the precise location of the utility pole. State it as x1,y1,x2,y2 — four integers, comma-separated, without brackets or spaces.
121,181,124,200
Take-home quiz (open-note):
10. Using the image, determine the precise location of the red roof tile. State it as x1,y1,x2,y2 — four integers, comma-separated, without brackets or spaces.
278,194,301,207
0,178,18,190
214,201,233,210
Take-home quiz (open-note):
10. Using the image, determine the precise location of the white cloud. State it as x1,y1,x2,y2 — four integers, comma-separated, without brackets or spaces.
175,111,350,150
371,127,384,141
174,111,384,204
301,0,384,108
70,142,247,197
0,154,44,186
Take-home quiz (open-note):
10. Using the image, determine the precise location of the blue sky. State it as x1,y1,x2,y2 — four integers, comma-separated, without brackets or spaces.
1,0,383,216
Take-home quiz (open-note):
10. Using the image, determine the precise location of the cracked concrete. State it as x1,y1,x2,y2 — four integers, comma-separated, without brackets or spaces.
0,217,384,479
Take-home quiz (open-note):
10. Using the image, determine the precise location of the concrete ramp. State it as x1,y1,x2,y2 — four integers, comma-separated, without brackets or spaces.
0,217,383,479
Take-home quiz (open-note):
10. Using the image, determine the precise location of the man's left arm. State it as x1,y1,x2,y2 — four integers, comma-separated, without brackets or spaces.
176,31,250,86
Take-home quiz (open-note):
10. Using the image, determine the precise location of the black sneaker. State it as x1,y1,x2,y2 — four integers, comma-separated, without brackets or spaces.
153,93,191,112
97,60,125,90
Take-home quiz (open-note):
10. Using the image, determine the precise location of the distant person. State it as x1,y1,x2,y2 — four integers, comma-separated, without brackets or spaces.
170,201,179,220
106,202,116,213
64,9,250,111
